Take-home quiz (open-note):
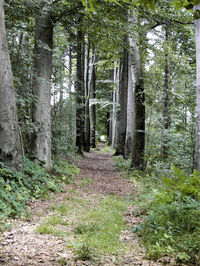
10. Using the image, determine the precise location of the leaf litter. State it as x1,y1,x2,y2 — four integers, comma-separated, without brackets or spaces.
0,146,165,265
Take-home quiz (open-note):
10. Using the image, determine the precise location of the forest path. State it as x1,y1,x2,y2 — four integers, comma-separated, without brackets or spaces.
0,145,161,265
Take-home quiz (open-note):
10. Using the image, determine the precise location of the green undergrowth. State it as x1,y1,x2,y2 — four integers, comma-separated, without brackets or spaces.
0,158,79,229
74,196,127,257
114,155,131,172
36,194,128,261
114,156,200,264
100,145,115,154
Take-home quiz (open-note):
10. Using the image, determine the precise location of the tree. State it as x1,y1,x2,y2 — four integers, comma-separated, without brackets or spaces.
115,38,128,157
84,35,90,152
32,4,53,169
125,53,135,159
194,4,200,171
90,49,97,148
162,25,170,158
0,0,23,171
75,25,85,154
129,9,145,170
111,63,120,148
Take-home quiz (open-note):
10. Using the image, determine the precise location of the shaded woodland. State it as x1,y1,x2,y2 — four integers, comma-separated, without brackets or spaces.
0,0,200,264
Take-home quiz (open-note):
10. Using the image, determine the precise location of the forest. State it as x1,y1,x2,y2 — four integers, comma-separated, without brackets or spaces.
0,0,200,264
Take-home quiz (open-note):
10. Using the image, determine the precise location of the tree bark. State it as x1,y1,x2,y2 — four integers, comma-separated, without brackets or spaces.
68,44,74,144
33,5,53,169
75,28,84,154
194,4,200,171
125,54,135,159
115,42,128,157
84,35,90,152
112,63,119,149
0,0,23,171
90,50,96,148
162,25,170,159
129,10,145,170
108,92,113,146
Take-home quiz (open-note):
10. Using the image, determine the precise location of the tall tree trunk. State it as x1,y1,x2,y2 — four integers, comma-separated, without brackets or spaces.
112,63,119,149
194,4,200,171
0,0,23,171
108,69,114,146
115,42,128,157
162,25,170,159
84,35,90,152
90,50,96,148
130,10,145,170
33,6,53,169
125,54,135,159
75,28,84,154
68,44,74,144
108,92,113,146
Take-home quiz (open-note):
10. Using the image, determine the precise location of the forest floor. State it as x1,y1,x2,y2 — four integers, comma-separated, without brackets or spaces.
0,144,166,265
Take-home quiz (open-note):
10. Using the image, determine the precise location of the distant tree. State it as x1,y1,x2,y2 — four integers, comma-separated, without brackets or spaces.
90,49,97,148
194,4,200,171
84,35,90,152
75,24,85,154
115,39,128,157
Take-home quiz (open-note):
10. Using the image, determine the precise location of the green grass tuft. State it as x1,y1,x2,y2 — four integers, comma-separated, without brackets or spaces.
74,195,128,255
36,224,66,238
44,215,68,226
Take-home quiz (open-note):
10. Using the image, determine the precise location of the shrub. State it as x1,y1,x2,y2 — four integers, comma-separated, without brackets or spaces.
0,158,79,224
53,159,79,184
137,166,200,263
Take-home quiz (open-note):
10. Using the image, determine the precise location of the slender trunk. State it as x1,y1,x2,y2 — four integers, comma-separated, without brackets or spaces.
106,111,110,140
0,0,23,171
81,38,86,150
68,44,74,144
108,93,113,146
90,50,96,148
108,71,114,146
75,28,84,154
194,4,200,171
125,54,135,159
130,10,145,170
33,6,53,169
84,36,90,152
162,25,170,159
112,63,120,149
115,42,128,157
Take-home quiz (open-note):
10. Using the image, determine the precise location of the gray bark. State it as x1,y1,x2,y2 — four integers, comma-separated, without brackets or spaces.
125,54,135,158
112,63,119,149
129,10,145,170
115,42,128,157
90,50,96,148
162,25,170,159
0,0,23,171
75,28,84,154
68,44,74,144
194,4,200,171
33,6,53,169
84,36,90,152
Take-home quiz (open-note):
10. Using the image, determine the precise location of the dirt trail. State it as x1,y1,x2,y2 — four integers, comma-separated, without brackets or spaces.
0,147,161,266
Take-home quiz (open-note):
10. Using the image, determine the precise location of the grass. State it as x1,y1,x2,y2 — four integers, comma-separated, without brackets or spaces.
36,224,66,238
35,193,129,261
74,195,128,255
78,178,94,187
44,215,69,226
50,203,70,215
100,145,115,154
